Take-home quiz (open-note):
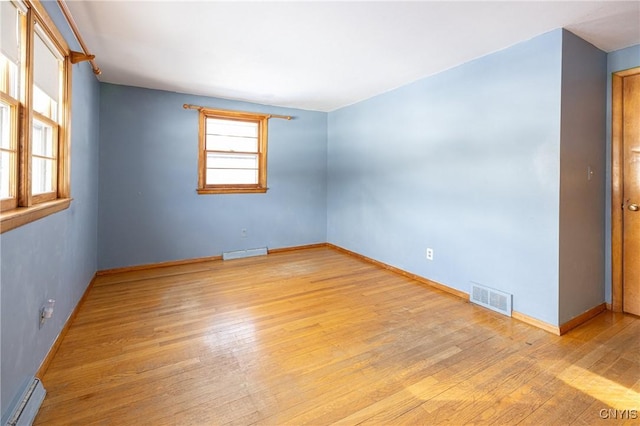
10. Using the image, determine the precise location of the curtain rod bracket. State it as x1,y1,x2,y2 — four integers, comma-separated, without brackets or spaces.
70,51,95,64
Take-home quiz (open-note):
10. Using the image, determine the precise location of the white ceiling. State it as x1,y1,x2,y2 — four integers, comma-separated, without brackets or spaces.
67,1,640,112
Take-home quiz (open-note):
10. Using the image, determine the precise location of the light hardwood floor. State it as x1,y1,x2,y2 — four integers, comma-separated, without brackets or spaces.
35,247,639,425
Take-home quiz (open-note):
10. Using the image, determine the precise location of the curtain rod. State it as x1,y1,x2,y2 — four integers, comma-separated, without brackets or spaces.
183,103,293,120
57,0,101,75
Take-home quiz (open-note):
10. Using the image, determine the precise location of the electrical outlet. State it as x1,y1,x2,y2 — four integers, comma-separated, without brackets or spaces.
39,299,55,329
241,228,247,238
426,248,434,260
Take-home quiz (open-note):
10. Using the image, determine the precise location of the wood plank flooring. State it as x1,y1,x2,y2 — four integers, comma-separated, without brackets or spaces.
34,247,640,425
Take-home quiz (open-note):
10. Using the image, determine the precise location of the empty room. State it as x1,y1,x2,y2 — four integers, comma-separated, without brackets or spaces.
1,0,640,424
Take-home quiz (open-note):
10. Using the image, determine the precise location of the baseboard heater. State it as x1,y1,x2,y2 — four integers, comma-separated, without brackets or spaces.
5,378,46,426
470,282,512,317
222,247,268,261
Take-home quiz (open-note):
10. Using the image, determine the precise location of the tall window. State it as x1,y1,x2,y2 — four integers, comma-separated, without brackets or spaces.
0,0,24,211
198,109,269,194
32,24,63,202
0,0,71,233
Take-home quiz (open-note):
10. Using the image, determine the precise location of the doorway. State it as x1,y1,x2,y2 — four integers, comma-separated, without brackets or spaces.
612,66,640,316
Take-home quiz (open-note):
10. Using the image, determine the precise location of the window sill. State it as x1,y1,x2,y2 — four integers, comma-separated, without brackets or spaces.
197,188,268,195
0,198,72,234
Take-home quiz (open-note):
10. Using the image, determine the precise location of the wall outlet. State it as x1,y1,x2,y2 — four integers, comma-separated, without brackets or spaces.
426,248,434,260
241,228,247,238
39,299,55,329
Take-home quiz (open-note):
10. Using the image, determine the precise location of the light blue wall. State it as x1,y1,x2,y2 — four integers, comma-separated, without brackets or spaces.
558,30,606,324
328,30,563,325
0,1,100,420
604,44,640,303
98,85,327,269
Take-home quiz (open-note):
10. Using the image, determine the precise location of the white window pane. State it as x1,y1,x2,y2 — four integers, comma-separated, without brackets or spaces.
206,134,258,153
34,26,61,103
207,153,258,170
0,151,12,198
0,101,10,149
32,157,54,194
206,118,257,138
32,119,54,157
1,54,20,99
33,86,57,120
206,168,258,185
0,1,20,64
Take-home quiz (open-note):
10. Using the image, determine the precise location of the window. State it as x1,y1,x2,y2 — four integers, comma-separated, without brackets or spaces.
0,0,72,233
198,108,269,194
0,0,23,211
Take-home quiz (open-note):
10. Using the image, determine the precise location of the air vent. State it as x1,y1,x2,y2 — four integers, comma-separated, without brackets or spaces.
470,282,512,317
6,378,46,426
222,247,268,260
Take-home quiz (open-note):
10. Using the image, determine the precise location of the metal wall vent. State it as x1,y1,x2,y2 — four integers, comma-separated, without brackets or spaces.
470,282,512,317
222,247,268,261
5,378,46,426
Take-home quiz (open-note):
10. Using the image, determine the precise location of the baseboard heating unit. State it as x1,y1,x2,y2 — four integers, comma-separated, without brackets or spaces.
5,378,46,426
470,282,512,317
222,247,268,261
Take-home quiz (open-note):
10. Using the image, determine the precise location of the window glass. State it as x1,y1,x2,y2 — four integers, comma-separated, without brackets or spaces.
1,1,22,98
31,118,56,195
33,25,61,120
206,152,259,185
0,102,13,198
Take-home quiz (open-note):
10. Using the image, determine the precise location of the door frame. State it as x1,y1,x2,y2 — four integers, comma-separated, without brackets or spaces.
611,66,640,312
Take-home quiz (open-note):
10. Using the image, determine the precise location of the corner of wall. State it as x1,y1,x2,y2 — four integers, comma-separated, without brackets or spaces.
558,30,607,324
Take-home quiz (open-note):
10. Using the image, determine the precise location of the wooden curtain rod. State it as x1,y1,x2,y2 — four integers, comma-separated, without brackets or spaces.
183,103,293,120
57,0,101,75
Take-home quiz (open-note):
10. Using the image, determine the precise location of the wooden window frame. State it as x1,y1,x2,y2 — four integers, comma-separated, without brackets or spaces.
0,92,19,210
0,0,72,234
197,108,269,195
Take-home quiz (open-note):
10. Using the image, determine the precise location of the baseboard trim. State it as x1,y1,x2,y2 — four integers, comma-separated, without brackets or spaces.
512,311,560,335
511,303,608,336
606,302,612,311
326,243,469,301
97,243,329,276
96,255,223,276
558,303,607,335
268,243,327,254
36,274,97,380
